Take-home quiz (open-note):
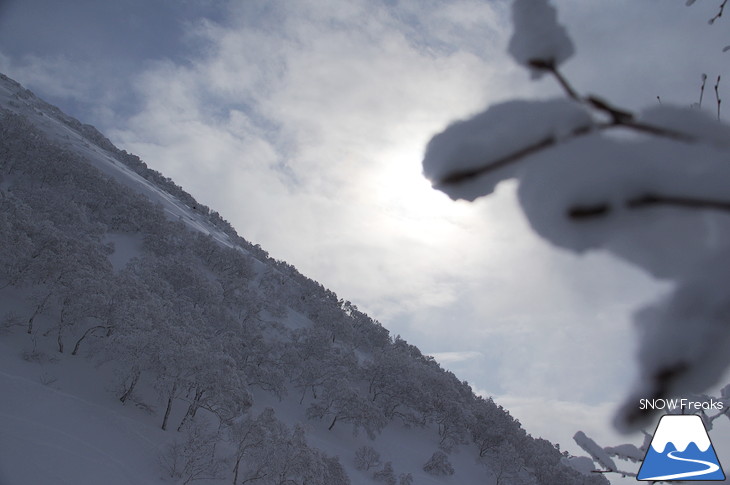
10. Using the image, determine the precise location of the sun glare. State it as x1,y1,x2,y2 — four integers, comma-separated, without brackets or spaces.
370,139,472,246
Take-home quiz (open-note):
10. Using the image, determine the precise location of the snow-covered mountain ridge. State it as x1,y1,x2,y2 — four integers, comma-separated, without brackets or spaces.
0,72,607,485
0,72,253,257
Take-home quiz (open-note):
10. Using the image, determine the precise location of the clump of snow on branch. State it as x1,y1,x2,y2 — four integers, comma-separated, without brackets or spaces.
603,443,644,463
423,0,730,432
422,99,592,201
508,0,574,78
573,432,617,472
616,260,730,425
517,136,730,271
638,105,730,146
572,431,643,478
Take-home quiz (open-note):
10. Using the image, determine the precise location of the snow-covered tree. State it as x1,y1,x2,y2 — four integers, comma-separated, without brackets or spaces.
158,421,225,484
345,301,392,352
373,461,397,485
175,348,252,431
286,326,358,404
363,347,422,425
423,450,454,476
353,445,381,471
487,442,527,485
96,269,167,404
306,378,387,438
0,196,36,290
48,248,112,353
471,397,513,457
229,408,287,485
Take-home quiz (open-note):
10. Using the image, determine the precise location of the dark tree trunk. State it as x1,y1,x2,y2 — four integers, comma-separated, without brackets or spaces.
71,325,107,355
27,289,53,334
119,368,141,404
57,324,64,353
161,381,178,431
232,456,241,485
177,387,205,431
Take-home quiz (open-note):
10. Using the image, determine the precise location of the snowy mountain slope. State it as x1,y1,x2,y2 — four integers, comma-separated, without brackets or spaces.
0,72,607,485
0,73,239,254
0,335,168,485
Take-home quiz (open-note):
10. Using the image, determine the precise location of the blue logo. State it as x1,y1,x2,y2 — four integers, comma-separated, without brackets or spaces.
637,414,725,481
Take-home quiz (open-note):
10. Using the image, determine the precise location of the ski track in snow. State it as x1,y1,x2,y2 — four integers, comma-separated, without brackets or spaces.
640,450,720,481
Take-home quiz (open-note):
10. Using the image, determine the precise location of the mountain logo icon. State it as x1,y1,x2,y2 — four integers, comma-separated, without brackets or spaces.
637,414,726,481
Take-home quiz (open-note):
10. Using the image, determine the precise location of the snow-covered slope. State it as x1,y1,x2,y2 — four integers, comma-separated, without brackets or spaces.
0,72,606,485
0,333,169,485
0,73,238,253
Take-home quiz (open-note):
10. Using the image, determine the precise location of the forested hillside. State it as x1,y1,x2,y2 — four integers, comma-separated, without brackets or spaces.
0,72,606,485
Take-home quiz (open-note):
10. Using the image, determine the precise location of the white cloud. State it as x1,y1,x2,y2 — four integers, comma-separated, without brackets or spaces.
109,0,525,323
429,350,484,364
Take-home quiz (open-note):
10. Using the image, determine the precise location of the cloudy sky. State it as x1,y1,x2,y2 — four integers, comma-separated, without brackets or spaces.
2,0,730,464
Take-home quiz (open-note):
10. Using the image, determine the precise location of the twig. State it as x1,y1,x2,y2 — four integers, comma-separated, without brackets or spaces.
528,59,581,101
617,119,696,142
709,0,728,24
715,75,722,120
587,96,633,123
534,63,695,136
699,73,707,109
591,469,637,478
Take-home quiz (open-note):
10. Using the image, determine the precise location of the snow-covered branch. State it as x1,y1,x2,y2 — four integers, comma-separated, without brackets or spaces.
423,0,730,432
568,193,730,220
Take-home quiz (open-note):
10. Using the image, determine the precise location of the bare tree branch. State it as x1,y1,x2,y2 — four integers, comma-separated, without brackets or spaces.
715,75,722,120
528,59,581,100
709,0,728,24
586,96,634,123
699,73,708,109
617,119,697,141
